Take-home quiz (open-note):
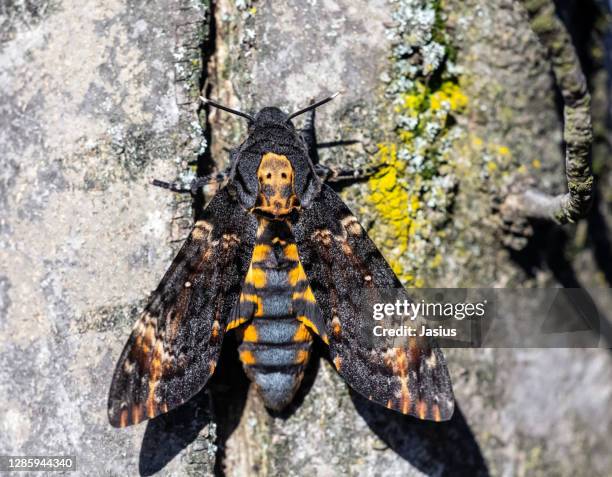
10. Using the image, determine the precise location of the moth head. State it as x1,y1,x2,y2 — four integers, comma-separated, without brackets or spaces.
200,93,340,210
251,152,300,219
253,107,291,127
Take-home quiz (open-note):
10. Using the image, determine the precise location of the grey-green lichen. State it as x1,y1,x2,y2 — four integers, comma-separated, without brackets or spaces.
367,0,467,286
0,0,58,44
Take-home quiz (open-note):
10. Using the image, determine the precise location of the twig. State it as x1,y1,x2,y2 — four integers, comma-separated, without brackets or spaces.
504,0,594,224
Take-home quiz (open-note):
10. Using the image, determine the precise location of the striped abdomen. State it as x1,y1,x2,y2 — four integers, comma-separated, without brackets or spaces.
231,218,321,410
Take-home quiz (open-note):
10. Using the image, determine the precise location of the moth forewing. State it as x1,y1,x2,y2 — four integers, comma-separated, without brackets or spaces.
291,184,455,421
107,189,256,427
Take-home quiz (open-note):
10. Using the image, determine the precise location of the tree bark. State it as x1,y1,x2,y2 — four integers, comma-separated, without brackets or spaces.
1,0,611,476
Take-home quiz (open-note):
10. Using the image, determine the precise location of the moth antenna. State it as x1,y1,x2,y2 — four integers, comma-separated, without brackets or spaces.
200,96,255,122
287,91,341,122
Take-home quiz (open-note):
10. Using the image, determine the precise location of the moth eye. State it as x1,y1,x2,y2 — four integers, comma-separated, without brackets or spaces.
281,172,287,179
266,172,272,179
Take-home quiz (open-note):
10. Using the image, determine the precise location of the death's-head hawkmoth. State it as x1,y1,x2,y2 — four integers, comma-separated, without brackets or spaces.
108,93,454,427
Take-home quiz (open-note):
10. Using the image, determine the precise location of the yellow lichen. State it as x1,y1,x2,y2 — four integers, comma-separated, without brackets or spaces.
430,253,443,269
367,80,469,286
498,145,511,156
429,82,468,112
366,0,469,287
368,144,413,268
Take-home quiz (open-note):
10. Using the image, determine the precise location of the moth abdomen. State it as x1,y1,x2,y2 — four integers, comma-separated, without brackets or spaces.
235,215,317,410
239,339,311,369
238,318,313,410
241,316,302,343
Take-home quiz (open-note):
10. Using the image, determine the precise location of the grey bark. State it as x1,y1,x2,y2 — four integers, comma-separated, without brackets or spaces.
1,0,611,476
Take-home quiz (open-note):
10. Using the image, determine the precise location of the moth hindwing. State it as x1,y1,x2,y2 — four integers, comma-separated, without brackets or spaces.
108,97,454,427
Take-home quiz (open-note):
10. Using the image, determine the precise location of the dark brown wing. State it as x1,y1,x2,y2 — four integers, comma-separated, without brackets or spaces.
292,184,454,421
108,188,256,427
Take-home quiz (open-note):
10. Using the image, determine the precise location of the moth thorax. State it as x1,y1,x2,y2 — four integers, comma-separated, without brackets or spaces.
253,152,300,218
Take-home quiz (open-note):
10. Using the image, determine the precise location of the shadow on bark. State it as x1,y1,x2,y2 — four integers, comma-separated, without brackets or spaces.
588,188,612,287
208,336,251,477
351,393,489,477
138,387,215,476
543,227,612,349
509,222,612,350
137,336,249,476
137,335,322,476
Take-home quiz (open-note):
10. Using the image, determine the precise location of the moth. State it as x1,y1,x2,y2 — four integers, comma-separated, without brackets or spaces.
108,93,454,427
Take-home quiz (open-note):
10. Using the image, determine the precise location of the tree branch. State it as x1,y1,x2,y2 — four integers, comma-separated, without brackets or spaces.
504,0,594,224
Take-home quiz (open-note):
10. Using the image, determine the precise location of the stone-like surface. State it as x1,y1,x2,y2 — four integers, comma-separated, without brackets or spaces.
0,0,215,475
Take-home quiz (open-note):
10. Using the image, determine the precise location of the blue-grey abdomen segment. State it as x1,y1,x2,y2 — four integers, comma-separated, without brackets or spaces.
260,291,293,318
241,343,307,367
239,317,312,411
251,371,302,411
251,318,300,344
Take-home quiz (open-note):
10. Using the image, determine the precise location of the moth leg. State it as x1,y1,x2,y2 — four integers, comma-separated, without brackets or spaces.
152,171,230,194
299,103,320,164
314,163,383,183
